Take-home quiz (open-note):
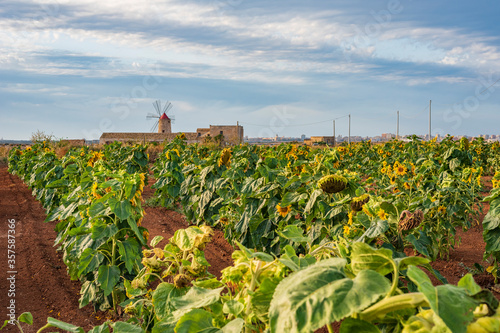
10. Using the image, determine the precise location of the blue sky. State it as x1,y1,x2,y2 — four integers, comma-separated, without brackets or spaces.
1,0,499,140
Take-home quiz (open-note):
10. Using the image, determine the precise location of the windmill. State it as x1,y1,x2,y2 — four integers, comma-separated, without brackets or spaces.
147,100,175,133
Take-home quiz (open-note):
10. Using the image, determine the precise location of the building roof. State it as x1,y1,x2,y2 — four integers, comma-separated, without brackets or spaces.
159,113,169,120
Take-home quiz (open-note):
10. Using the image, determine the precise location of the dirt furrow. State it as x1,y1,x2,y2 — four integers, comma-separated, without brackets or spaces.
0,168,107,332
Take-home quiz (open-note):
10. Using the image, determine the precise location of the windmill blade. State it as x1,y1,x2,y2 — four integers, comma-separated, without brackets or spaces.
146,112,159,119
163,102,173,114
153,100,162,115
169,115,176,124
150,119,159,132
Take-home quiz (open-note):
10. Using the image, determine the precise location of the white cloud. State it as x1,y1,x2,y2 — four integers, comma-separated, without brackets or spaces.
2,0,499,86
0,83,72,95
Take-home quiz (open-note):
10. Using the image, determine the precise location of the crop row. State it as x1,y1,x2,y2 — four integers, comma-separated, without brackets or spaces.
8,142,150,311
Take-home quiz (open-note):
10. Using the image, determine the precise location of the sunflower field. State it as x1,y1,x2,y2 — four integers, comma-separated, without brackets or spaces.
6,136,500,333
152,136,490,261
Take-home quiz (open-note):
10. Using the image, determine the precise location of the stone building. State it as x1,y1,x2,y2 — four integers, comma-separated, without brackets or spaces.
304,136,335,146
99,118,243,145
196,125,244,144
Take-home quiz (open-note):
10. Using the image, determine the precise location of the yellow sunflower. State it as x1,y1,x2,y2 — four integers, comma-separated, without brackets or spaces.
362,205,373,217
395,164,407,176
91,182,101,199
276,204,291,217
218,148,232,168
176,132,186,140
343,225,351,236
378,209,388,220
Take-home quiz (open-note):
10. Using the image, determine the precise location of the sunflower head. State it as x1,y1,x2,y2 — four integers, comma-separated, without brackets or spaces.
91,182,102,199
394,164,407,176
492,171,500,189
142,230,149,242
318,175,348,194
218,148,232,168
276,204,292,217
398,210,424,231
350,193,370,212
377,209,388,220
173,274,191,289
460,137,470,151
343,225,351,236
176,132,186,140
166,148,180,160
348,211,354,225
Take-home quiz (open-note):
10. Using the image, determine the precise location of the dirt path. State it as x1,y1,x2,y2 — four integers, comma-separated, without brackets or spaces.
0,167,108,332
0,165,497,333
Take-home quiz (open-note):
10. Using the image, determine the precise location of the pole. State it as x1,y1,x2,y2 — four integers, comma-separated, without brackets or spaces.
237,121,240,144
333,120,336,147
348,114,351,145
429,100,431,140
397,111,399,140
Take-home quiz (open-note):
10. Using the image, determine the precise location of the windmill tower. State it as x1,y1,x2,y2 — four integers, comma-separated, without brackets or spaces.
159,112,171,134
147,100,175,133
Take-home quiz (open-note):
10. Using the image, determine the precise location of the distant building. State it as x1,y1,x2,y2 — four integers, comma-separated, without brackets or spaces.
304,136,335,146
196,125,244,144
381,133,395,140
99,113,243,145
